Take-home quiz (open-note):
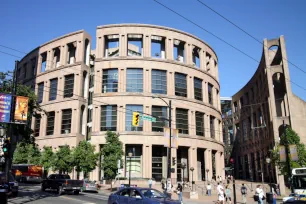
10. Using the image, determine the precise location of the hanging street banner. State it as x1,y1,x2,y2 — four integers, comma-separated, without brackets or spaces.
279,145,286,162
0,93,12,123
14,96,29,122
164,127,179,149
289,144,299,161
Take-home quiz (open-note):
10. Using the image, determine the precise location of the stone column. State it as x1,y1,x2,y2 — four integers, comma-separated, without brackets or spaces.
206,114,211,138
74,73,80,96
120,34,127,57
144,68,150,94
95,70,102,94
142,144,152,179
220,152,225,179
118,105,125,132
205,149,212,181
144,34,151,57
166,38,173,60
188,75,194,99
188,147,198,182
76,40,83,63
215,152,220,179
189,110,195,136
168,71,174,96
215,62,219,81
92,106,100,132
40,113,46,137
203,82,208,104
96,36,103,58
144,106,151,132
55,110,62,135
71,108,78,134
184,43,190,64
46,50,52,72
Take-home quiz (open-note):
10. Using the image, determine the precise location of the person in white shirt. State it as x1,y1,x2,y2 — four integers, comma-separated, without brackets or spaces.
255,185,264,204
217,182,225,204
206,183,212,196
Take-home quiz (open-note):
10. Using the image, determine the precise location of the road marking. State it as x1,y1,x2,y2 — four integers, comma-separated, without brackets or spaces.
82,193,108,200
61,195,91,203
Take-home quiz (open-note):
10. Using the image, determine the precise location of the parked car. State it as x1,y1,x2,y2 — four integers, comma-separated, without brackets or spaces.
0,172,18,197
81,180,98,192
41,174,83,195
108,187,180,204
283,193,297,203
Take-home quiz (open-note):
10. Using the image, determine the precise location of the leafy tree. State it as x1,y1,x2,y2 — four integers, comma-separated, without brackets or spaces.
73,141,99,179
40,146,54,177
13,142,30,164
272,127,306,177
53,145,74,174
101,131,124,190
27,144,41,165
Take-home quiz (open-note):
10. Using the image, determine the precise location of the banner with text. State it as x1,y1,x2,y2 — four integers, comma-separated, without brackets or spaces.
164,127,179,148
14,96,29,122
289,144,298,161
0,93,12,123
279,145,286,162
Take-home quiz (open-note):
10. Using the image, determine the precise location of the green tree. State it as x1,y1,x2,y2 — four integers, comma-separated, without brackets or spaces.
73,141,99,179
272,127,306,177
40,146,55,177
53,145,74,174
27,144,41,165
13,142,30,164
101,131,124,190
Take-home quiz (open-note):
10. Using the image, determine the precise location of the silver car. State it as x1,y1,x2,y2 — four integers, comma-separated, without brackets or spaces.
81,180,97,192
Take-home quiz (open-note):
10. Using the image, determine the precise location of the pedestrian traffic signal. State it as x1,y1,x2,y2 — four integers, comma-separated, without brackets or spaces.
132,112,140,127
3,138,10,156
172,157,176,166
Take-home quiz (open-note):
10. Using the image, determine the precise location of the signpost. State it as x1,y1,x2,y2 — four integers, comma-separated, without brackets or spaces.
141,115,156,122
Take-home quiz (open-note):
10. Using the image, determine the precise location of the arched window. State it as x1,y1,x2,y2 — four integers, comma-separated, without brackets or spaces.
272,72,287,117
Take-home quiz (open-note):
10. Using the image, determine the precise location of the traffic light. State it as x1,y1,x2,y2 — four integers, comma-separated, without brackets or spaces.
3,138,10,157
132,112,140,127
172,157,176,166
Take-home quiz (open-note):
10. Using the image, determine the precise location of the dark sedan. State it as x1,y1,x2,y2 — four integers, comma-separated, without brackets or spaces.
108,187,180,204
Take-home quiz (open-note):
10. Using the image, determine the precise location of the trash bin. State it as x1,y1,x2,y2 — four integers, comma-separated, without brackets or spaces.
266,192,273,203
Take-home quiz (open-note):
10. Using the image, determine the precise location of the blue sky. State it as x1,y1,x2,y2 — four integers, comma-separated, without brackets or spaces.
1,0,306,101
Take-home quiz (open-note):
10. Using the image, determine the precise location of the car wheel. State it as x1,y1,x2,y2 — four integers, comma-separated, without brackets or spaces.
41,184,46,192
74,190,79,195
57,186,63,195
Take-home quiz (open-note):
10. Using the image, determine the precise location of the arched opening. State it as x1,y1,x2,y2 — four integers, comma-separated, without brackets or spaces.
268,45,282,66
84,39,90,66
80,105,86,135
82,71,88,98
273,72,287,117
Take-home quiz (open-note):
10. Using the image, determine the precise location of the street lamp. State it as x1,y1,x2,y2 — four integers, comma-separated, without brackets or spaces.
0,126,6,137
128,152,133,187
206,169,209,182
152,95,172,191
190,167,194,192
182,163,186,186
266,157,272,192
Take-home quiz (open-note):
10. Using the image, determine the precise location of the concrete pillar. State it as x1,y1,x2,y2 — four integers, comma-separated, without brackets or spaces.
206,114,211,138
120,34,127,57
188,147,197,182
55,110,62,135
71,108,78,134
144,105,151,132
76,40,83,63
121,105,126,132
188,75,193,99
142,144,152,179
46,50,52,72
168,71,174,96
205,149,212,181
95,70,102,94
144,68,150,94
189,110,195,136
118,105,125,132
184,43,190,64
209,56,215,77
40,113,46,137
74,73,80,96
92,106,100,132
215,61,219,81
166,38,173,60
97,36,103,58
144,34,151,57
220,152,225,179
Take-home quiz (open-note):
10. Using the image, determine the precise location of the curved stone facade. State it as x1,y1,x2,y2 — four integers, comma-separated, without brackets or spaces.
17,24,224,182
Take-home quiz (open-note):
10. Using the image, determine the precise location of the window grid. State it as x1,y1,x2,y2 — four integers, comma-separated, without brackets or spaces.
49,78,58,101
196,112,204,136
152,106,168,132
176,108,188,134
210,116,215,139
194,78,203,101
102,69,118,93
101,105,117,131
126,105,143,131
34,115,41,137
46,112,55,136
38,83,44,103
61,109,72,134
126,68,143,93
152,70,167,94
175,73,187,97
208,83,213,105
64,74,74,98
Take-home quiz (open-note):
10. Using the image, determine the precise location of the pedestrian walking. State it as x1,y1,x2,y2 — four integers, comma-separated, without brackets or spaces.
255,185,265,204
206,183,212,196
225,185,231,204
148,178,153,188
217,182,225,204
177,183,183,203
241,183,247,204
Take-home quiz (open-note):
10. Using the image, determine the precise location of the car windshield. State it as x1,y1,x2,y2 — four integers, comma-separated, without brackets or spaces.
141,189,166,199
293,175,306,189
0,173,15,182
85,180,95,184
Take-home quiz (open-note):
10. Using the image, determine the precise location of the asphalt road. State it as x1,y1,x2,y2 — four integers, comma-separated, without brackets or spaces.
8,184,109,204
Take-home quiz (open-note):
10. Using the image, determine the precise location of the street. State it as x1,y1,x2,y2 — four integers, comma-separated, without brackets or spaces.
8,184,109,204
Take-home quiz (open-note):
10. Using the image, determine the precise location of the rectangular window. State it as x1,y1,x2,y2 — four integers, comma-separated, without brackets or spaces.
41,52,47,72
102,69,118,93
67,42,76,64
194,77,203,101
152,69,167,94
173,39,185,62
152,106,168,132
192,46,200,68
196,112,204,136
46,111,55,136
234,102,238,113
61,109,72,134
53,47,61,68
208,83,213,105
151,36,166,59
49,78,58,101
176,108,188,134
34,115,41,137
31,57,36,76
88,92,93,105
89,75,94,88
64,74,74,98
210,116,215,138
127,34,143,56
100,105,117,131
126,68,143,93
126,105,143,131
38,82,44,103
175,73,187,97
104,35,119,57
88,109,92,122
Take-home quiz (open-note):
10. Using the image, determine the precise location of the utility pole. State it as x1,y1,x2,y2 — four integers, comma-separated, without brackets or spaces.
283,120,293,193
5,60,18,181
167,100,172,192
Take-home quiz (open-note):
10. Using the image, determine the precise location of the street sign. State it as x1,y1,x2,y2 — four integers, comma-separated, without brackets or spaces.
0,93,12,123
141,115,156,122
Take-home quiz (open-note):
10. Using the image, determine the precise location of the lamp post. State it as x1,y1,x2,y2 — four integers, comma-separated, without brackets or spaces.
190,167,194,192
128,152,133,187
182,162,186,190
0,126,6,137
152,96,172,191
266,157,272,193
206,169,209,182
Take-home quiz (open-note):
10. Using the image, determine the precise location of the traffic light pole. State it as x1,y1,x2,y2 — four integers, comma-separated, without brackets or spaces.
5,60,18,182
167,100,172,192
